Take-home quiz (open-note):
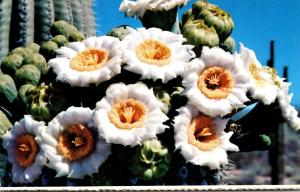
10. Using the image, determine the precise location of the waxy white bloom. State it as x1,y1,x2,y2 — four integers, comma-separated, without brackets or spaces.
239,43,279,105
49,36,123,87
174,104,239,169
121,27,195,83
183,46,250,117
38,107,111,179
120,0,190,18
94,83,168,147
3,116,46,184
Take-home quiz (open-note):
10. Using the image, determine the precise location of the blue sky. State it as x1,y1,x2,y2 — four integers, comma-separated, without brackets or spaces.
94,0,300,107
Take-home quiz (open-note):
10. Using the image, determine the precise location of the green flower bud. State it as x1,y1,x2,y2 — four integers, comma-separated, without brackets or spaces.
9,47,31,58
68,32,85,42
40,41,59,61
156,91,171,114
107,25,135,40
15,64,41,86
0,110,12,135
18,84,36,105
26,43,41,53
1,54,24,76
128,139,171,181
219,36,235,53
23,53,49,75
198,3,234,41
50,20,75,38
232,132,272,152
26,83,67,121
52,35,69,47
183,19,219,56
0,74,18,104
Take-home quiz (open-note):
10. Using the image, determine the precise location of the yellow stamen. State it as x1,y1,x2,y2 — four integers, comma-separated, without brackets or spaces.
70,48,109,71
188,114,219,151
136,39,171,66
109,99,147,130
248,63,267,87
16,134,38,167
72,137,84,147
198,66,234,99
57,124,94,161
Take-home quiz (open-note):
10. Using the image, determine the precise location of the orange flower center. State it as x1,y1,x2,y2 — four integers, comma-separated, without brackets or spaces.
198,66,234,99
109,99,147,130
57,124,94,161
16,134,38,167
136,39,171,66
188,114,219,151
70,48,109,71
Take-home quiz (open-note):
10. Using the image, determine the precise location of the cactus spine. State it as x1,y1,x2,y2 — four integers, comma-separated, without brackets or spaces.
53,0,72,23
80,0,96,37
0,0,12,61
71,0,84,32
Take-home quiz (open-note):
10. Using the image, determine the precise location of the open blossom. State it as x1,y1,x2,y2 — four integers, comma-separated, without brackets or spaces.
174,104,239,169
3,116,46,184
183,46,250,117
37,107,111,179
94,83,168,147
120,0,190,18
49,36,123,87
239,43,279,105
121,27,195,83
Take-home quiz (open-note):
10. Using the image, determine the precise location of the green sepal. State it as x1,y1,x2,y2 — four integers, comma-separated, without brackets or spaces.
231,132,272,152
15,64,41,86
0,74,18,104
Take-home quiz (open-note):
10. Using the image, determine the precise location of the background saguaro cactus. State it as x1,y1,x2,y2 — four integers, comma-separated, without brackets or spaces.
0,0,96,62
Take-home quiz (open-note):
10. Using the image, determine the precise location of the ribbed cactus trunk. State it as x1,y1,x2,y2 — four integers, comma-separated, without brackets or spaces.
0,0,13,61
34,0,55,44
0,0,96,61
80,0,96,37
9,0,35,50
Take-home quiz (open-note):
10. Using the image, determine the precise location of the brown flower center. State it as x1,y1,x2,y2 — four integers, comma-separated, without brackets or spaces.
70,48,109,71
188,114,219,151
57,124,94,161
198,66,234,99
136,39,171,66
16,134,38,167
109,99,147,130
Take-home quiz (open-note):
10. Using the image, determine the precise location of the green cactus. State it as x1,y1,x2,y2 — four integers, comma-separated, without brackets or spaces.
0,0,95,61
50,20,84,42
9,0,35,50
80,0,96,37
128,139,171,181
18,84,36,105
15,64,41,86
0,74,18,104
0,0,12,60
53,0,72,23
34,0,54,44
26,43,40,53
